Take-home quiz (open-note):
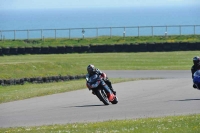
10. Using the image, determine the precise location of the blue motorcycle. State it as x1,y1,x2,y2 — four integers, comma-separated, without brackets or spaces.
193,70,200,90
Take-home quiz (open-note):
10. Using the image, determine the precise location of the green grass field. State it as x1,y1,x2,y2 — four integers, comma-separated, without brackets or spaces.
0,51,197,79
1,114,199,133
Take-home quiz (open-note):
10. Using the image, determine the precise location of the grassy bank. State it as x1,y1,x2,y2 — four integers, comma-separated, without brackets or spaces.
0,51,197,79
1,114,199,133
0,35,200,47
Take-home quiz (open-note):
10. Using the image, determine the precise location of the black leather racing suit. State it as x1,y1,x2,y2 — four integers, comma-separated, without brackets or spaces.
86,68,116,94
191,65,199,88
191,65,199,79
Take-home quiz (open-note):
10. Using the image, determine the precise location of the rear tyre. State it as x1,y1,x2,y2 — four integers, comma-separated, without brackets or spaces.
95,89,109,105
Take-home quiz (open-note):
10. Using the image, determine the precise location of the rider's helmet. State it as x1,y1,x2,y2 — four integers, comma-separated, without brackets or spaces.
87,64,96,75
193,56,200,66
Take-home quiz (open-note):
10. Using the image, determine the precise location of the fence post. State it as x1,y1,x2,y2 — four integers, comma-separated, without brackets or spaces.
138,26,140,37
151,26,153,36
194,25,196,35
82,29,85,39
123,27,126,38
179,25,181,35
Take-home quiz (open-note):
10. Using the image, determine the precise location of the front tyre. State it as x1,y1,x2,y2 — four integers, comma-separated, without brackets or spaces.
111,96,118,104
95,89,109,105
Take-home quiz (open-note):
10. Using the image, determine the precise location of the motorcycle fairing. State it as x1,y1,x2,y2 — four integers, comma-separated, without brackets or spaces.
193,70,200,89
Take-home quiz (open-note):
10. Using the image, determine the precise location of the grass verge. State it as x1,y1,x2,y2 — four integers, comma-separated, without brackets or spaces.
0,35,200,47
0,114,199,133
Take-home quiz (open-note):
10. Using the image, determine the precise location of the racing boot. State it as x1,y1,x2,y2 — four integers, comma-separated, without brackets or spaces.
92,90,96,95
105,80,116,95
193,84,197,88
110,87,116,95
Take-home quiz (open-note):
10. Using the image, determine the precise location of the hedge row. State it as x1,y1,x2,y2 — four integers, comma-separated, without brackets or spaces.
0,75,85,86
0,42,200,55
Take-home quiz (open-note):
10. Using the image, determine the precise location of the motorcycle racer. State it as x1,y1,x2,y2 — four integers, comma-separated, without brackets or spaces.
86,64,116,101
191,56,200,88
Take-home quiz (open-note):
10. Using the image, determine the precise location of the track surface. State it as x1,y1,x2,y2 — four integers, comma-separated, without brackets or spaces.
0,70,200,128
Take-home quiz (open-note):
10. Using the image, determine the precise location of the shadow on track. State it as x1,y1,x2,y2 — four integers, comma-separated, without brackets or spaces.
73,104,106,107
172,99,200,101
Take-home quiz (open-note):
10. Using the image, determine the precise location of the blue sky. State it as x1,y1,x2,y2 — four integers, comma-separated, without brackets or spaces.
0,0,200,10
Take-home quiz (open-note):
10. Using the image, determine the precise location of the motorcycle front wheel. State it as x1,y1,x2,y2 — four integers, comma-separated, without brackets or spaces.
95,89,110,105
111,96,118,104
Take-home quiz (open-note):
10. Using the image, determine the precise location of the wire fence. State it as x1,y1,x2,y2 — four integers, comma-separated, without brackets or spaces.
0,25,200,40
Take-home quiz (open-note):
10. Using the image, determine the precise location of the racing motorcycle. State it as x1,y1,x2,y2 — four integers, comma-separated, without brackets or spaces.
86,73,118,105
193,70,200,90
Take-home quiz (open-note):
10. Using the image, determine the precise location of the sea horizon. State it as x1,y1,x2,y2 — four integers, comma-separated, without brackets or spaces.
0,6,199,39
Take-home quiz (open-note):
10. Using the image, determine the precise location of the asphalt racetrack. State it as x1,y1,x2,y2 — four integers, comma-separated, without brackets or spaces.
0,70,200,128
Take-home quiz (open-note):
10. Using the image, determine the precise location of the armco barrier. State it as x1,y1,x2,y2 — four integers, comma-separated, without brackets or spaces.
114,44,125,52
0,74,86,86
66,46,73,53
0,48,2,55
49,46,57,54
139,43,147,52
10,47,18,55
32,47,41,54
57,46,66,54
0,42,200,55
146,43,155,52
81,45,90,53
25,47,33,54
173,42,180,51
123,44,131,52
1,47,10,55
163,42,171,51
187,43,197,50
178,42,187,51
41,46,49,54
197,42,200,49
104,44,114,52
154,43,164,51
18,47,26,54
73,46,82,53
